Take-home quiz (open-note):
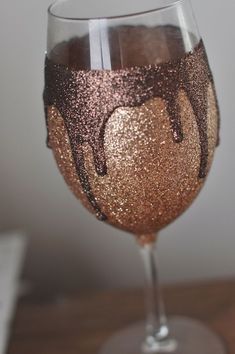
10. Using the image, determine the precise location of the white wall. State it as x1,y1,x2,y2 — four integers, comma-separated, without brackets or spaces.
0,0,234,291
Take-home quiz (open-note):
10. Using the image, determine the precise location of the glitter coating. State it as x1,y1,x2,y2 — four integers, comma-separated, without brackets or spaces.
44,39,219,223
46,81,218,234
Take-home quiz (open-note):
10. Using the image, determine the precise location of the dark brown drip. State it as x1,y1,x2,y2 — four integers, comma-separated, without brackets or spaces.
44,36,218,220
181,46,210,178
211,75,221,147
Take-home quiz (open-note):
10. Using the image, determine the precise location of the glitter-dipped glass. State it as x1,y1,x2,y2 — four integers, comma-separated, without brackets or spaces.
44,0,225,353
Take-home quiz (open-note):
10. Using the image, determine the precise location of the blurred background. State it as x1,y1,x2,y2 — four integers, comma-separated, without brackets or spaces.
0,0,234,293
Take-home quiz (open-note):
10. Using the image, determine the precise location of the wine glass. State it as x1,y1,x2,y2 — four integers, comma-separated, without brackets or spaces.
44,0,225,353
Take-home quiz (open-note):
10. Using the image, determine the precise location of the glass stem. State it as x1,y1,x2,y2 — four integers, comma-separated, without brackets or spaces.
138,235,176,353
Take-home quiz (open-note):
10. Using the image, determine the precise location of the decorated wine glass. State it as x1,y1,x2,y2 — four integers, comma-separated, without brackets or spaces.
44,0,225,353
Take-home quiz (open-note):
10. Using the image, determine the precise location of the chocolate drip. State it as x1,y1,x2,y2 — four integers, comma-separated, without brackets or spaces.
181,45,210,178
70,141,107,221
44,39,218,219
165,96,184,143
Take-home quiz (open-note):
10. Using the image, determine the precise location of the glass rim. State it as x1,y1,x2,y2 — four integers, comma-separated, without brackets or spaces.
48,0,184,22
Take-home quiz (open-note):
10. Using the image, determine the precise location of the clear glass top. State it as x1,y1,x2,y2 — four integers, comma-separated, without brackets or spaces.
49,0,186,20
47,0,200,70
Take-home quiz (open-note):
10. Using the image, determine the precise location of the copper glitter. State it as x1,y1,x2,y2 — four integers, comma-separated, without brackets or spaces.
47,83,218,234
44,38,218,220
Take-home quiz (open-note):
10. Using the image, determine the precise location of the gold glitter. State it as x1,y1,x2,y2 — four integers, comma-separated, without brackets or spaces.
44,39,217,221
44,24,220,234
47,82,218,235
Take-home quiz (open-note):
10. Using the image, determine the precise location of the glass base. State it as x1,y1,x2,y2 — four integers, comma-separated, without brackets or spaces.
99,317,226,354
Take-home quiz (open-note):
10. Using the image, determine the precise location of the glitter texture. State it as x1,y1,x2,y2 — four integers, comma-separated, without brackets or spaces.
46,81,218,234
44,26,219,234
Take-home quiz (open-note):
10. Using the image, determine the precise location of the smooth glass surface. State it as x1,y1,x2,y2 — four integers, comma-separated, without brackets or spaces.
49,0,189,20
100,318,226,354
47,0,200,69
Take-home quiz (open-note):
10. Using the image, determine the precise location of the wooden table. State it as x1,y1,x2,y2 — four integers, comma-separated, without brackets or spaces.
7,279,235,354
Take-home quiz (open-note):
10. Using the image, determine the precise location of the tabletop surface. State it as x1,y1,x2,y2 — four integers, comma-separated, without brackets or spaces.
7,279,235,354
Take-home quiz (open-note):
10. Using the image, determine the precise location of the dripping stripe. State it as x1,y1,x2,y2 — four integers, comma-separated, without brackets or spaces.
70,140,107,221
